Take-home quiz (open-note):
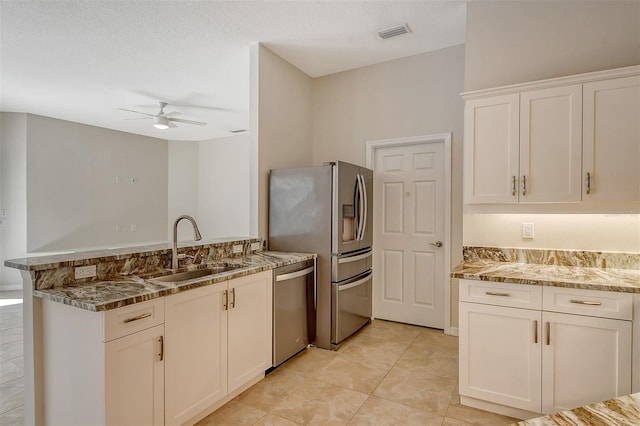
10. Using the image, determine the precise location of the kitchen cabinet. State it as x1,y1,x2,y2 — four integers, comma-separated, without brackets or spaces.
41,297,165,426
165,283,228,426
583,75,640,202
464,86,582,204
105,324,165,426
164,270,272,425
463,66,640,205
459,279,632,418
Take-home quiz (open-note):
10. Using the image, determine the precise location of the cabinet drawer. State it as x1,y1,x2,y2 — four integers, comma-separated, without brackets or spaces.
459,279,542,309
542,287,632,320
104,298,165,342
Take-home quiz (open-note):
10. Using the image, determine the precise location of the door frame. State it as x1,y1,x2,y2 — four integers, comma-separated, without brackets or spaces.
365,133,452,335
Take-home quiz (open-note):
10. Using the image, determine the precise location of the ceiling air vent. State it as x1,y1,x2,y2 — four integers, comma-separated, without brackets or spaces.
377,23,411,40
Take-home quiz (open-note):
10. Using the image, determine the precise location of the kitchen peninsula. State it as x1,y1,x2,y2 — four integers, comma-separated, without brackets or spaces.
5,238,315,425
452,246,640,421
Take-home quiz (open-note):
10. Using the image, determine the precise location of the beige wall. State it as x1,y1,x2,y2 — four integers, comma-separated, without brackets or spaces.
0,113,28,290
255,44,314,240
463,0,640,255
26,115,168,252
465,0,640,91
312,45,465,329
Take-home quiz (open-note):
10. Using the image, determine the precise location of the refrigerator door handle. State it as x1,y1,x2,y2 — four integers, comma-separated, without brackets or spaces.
360,174,368,241
338,273,371,292
356,174,365,241
338,250,372,264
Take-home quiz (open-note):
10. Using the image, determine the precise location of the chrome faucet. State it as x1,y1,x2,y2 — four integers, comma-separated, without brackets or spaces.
172,215,203,269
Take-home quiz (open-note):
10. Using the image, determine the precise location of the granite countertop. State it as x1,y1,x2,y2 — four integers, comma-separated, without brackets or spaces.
34,251,315,312
514,393,640,426
451,260,640,293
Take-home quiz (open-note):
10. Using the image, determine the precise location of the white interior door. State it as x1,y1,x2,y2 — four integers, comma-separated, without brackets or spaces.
373,141,446,328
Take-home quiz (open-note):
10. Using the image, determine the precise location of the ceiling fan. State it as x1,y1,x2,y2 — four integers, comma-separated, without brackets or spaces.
119,101,207,129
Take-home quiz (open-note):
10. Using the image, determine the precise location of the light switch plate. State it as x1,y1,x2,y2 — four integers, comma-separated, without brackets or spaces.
233,244,243,254
75,265,97,280
522,223,535,239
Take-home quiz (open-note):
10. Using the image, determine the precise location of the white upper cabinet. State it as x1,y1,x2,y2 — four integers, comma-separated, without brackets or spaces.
582,75,640,202
520,85,582,203
463,65,640,205
464,94,520,203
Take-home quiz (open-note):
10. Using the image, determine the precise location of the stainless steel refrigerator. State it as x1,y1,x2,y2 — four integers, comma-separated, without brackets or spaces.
269,161,373,350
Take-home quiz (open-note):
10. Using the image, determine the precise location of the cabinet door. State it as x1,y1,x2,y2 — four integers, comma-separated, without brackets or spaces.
459,302,542,412
165,284,228,426
541,312,632,414
227,270,273,393
583,75,640,202
520,85,583,203
105,324,164,426
464,94,520,203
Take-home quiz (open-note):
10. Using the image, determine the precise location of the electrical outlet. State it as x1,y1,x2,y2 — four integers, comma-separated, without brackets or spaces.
130,224,137,232
75,265,96,280
0,209,7,219
522,223,535,239
233,244,243,254
251,242,261,251
130,177,137,184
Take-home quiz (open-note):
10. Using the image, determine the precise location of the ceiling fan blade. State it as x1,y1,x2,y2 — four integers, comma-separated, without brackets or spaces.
168,121,178,128
169,118,207,126
118,108,157,117
124,117,153,120
161,111,181,118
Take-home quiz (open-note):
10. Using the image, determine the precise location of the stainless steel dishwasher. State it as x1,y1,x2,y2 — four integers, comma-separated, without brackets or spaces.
272,259,316,367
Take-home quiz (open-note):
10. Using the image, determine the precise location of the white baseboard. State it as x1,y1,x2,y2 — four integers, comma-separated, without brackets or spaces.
447,327,459,337
0,284,23,292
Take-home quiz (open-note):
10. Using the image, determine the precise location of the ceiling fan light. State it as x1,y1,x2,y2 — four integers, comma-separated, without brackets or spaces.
153,116,170,130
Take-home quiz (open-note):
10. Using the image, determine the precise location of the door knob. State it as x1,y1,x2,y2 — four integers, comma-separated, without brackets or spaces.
429,241,443,248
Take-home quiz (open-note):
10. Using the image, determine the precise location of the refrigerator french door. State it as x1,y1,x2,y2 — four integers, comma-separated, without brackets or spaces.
269,161,373,350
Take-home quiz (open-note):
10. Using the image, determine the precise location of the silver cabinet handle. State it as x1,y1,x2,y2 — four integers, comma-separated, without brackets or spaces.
230,288,236,309
585,172,592,195
338,274,371,292
545,322,550,346
512,176,517,196
485,291,511,297
360,174,368,241
522,175,527,196
158,336,164,361
223,290,228,310
533,320,538,344
570,299,602,306
123,312,152,323
429,241,443,248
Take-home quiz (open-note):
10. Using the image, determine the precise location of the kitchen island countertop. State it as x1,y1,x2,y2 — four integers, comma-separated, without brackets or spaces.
32,251,315,312
514,392,640,426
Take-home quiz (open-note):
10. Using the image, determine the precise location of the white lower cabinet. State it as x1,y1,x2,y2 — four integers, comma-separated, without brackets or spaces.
41,270,272,426
541,311,632,413
105,324,165,426
165,283,228,426
459,279,633,418
165,270,273,425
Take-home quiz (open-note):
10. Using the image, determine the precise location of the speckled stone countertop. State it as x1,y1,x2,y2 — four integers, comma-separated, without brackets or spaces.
33,251,315,312
514,392,640,426
451,246,640,294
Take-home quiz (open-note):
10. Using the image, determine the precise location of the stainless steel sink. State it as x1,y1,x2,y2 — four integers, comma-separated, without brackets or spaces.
153,265,243,283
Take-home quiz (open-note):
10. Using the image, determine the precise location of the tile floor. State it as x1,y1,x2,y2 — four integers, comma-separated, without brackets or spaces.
196,320,518,425
0,291,518,426
0,290,24,425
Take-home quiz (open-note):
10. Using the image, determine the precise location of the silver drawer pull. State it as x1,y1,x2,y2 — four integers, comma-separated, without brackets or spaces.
570,299,602,306
485,291,511,297
123,312,152,323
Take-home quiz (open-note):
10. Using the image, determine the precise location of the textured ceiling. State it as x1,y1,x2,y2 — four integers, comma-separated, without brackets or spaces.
0,1,466,141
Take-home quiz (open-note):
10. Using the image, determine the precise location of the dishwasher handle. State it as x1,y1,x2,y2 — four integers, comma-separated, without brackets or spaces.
275,266,315,282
